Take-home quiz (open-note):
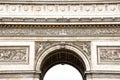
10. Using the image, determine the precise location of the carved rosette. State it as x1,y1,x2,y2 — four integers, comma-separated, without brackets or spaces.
35,41,91,61
0,46,29,64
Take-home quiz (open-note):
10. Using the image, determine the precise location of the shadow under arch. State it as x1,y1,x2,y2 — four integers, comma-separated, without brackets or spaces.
35,44,90,80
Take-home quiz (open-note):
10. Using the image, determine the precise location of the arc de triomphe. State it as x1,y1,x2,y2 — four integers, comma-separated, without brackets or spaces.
0,0,120,80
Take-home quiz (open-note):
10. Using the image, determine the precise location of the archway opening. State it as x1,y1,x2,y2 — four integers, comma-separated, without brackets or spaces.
43,64,83,80
40,49,86,80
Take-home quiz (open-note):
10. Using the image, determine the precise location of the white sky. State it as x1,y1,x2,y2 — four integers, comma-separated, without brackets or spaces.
44,64,83,80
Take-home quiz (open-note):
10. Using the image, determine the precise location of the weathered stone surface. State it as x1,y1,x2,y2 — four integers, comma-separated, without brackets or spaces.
35,41,91,61
98,46,120,64
0,24,120,37
0,46,28,64
0,0,120,80
0,3,119,22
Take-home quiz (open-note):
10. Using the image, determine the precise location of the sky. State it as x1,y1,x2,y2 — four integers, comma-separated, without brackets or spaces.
44,64,83,80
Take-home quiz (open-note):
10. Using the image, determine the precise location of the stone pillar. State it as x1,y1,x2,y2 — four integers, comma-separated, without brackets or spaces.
86,73,92,80
34,73,40,80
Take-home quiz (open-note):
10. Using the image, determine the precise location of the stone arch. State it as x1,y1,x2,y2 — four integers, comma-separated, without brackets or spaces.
35,43,90,80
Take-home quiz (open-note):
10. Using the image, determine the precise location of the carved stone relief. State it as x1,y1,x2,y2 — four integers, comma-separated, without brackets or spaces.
35,41,91,61
0,3,120,20
98,46,120,64
0,24,120,37
0,46,29,64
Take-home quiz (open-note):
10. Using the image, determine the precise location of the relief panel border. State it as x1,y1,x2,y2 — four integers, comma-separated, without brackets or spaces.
0,41,35,71
90,41,120,71
97,46,120,65
0,46,29,64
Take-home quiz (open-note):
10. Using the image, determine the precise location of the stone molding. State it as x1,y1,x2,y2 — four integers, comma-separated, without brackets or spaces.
0,3,120,22
0,0,120,4
0,70,36,74
1,17,120,23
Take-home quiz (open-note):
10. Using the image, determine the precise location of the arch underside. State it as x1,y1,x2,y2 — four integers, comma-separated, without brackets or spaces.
40,49,86,80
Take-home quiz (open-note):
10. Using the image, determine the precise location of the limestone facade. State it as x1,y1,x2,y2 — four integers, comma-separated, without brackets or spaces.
0,0,120,80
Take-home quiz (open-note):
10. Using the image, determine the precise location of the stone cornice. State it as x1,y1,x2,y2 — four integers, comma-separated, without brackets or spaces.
86,70,120,74
0,70,36,74
1,0,120,4
0,3,120,23
0,17,120,24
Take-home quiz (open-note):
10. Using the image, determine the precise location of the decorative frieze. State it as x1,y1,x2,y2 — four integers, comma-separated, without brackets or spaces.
0,24,120,37
98,46,120,64
0,46,29,64
0,3,120,20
